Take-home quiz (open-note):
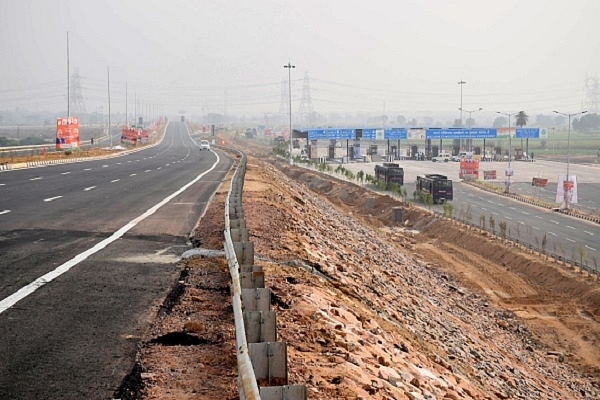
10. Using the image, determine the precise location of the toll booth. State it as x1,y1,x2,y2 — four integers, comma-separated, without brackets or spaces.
352,141,361,159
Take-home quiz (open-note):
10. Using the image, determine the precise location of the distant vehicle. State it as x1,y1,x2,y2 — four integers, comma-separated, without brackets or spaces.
416,173,453,203
452,152,469,162
274,136,286,143
432,152,451,162
375,163,404,188
200,140,211,151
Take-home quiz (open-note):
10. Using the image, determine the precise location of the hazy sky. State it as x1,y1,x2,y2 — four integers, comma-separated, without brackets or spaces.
1,0,599,123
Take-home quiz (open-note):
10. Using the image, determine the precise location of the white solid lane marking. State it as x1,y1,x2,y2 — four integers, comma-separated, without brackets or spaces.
44,196,63,202
84,186,96,191
0,210,11,215
0,153,221,314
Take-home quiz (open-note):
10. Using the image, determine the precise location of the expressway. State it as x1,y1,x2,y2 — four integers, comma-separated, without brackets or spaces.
335,158,600,268
0,121,232,399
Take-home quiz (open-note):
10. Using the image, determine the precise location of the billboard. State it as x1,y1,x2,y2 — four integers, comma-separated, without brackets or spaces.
56,117,80,150
556,174,578,206
459,159,479,179
121,126,139,145
483,170,497,180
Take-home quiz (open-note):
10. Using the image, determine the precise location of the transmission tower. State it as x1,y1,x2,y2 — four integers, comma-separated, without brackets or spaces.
583,74,599,114
278,78,289,132
297,71,316,129
69,70,87,118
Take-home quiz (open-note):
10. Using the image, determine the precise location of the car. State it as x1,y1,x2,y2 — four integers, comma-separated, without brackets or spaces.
431,152,451,162
452,152,469,162
200,140,211,151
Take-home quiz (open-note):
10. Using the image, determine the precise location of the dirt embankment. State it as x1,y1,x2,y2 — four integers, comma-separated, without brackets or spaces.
268,156,600,380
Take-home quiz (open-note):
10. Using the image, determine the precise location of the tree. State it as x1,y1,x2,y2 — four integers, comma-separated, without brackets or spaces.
396,115,406,125
493,116,507,128
515,111,529,127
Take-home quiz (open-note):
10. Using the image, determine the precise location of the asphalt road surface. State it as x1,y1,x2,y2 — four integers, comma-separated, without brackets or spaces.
0,121,232,399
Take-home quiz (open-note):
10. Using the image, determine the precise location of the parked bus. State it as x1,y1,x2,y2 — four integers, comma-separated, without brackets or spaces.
416,174,453,203
375,163,404,188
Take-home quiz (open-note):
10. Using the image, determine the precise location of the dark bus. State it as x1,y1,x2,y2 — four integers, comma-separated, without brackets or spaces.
416,173,453,203
375,163,404,188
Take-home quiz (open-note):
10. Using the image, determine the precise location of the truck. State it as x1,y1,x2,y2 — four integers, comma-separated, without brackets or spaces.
431,151,451,162
416,173,453,203
375,163,404,188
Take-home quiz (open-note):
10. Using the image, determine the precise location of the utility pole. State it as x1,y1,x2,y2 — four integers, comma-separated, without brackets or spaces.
284,62,295,165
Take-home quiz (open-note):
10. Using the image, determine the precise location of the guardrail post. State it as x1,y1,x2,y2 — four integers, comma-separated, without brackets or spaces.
260,385,307,400
231,228,250,242
233,241,254,266
244,311,277,343
242,288,271,312
248,341,288,387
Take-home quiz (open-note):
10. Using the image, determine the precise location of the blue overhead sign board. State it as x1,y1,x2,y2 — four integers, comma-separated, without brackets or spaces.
515,128,540,138
360,128,380,140
306,127,541,140
384,128,407,140
307,128,354,140
425,128,497,139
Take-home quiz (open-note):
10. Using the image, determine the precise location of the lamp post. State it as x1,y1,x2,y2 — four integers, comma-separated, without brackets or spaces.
496,111,522,193
458,81,466,127
284,62,295,165
459,107,482,152
552,110,587,209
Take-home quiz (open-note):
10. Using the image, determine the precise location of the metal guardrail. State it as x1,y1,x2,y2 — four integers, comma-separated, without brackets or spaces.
224,152,261,400
223,151,306,400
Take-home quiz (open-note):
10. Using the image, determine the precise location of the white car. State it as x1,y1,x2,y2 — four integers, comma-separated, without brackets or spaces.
200,140,211,151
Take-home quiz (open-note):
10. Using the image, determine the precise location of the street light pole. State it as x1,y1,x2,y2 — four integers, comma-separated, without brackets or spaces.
459,107,482,152
553,110,587,209
496,111,522,193
284,62,295,165
458,81,466,127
